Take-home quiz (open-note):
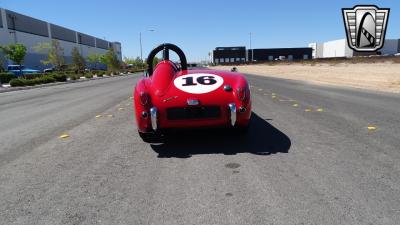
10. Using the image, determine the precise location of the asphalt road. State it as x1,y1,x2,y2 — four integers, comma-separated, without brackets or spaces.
0,73,399,225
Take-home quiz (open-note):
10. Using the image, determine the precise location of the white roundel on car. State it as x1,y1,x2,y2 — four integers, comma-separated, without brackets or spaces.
174,73,224,94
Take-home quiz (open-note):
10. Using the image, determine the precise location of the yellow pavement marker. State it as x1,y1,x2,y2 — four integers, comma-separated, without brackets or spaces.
59,134,70,139
263,93,268,96
280,99,295,102
367,126,377,131
95,115,102,118
258,88,263,91
316,108,324,112
292,103,299,107
107,114,113,118
305,108,312,112
118,107,124,111
272,96,277,99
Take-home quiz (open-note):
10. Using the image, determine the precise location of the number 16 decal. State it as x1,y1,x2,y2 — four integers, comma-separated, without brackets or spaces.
174,73,224,94
182,76,217,86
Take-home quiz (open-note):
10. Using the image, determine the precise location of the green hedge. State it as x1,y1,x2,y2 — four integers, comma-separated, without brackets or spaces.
9,79,25,87
9,74,64,87
68,74,80,80
0,73,17,83
52,74,67,82
7,70,108,87
22,73,43,80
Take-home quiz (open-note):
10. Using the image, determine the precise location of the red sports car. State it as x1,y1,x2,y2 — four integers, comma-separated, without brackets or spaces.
134,43,251,142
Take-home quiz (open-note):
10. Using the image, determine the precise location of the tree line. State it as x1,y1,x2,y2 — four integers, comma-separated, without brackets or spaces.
0,40,162,74
0,40,121,73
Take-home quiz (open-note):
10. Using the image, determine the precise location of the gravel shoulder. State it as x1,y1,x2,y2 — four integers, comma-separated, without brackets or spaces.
213,63,400,93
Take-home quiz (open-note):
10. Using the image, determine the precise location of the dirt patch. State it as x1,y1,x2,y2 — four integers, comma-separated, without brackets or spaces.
213,62,400,93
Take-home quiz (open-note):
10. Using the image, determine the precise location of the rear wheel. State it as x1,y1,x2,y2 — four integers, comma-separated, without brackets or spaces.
233,124,249,135
138,131,162,143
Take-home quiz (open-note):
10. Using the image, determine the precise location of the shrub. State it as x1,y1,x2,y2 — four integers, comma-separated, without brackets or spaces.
10,75,60,87
10,78,26,87
0,73,17,83
69,75,79,80
40,76,56,84
96,71,104,77
66,73,78,80
52,74,67,82
65,71,75,76
22,73,43,80
85,74,93,79
24,78,37,86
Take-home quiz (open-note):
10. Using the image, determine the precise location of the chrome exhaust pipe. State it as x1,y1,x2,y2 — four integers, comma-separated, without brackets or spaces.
150,107,158,131
228,103,236,126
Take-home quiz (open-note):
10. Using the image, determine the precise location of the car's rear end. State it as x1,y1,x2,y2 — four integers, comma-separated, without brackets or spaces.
153,80,251,130
134,65,251,137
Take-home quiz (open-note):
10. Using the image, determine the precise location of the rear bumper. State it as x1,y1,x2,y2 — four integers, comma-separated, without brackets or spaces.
143,103,250,132
135,92,252,133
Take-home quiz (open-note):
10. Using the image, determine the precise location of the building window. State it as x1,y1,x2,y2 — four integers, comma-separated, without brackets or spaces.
220,58,224,63
303,54,309,60
215,59,219,64
225,58,229,63
230,58,235,62
268,56,273,61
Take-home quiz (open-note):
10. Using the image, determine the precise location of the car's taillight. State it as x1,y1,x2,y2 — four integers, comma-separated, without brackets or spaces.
139,92,149,105
237,87,247,101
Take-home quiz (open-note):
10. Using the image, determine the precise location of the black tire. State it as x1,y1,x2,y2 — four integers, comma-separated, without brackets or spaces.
138,131,162,143
233,124,249,135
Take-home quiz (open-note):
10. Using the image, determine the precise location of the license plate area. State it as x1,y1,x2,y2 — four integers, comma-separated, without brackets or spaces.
167,106,221,120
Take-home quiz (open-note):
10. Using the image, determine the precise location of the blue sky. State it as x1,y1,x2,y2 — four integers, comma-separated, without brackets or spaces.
1,0,399,61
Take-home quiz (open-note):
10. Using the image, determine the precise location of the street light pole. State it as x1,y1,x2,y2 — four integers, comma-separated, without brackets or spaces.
139,32,142,61
139,29,155,62
249,32,253,62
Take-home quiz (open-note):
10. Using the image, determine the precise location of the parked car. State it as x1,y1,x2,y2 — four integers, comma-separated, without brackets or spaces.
43,67,54,73
7,65,40,76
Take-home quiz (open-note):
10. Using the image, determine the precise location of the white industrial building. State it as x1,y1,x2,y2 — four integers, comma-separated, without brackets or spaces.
309,38,400,58
0,8,122,70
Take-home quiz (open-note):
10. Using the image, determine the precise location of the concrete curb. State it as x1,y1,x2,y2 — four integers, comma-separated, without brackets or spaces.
0,73,140,94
